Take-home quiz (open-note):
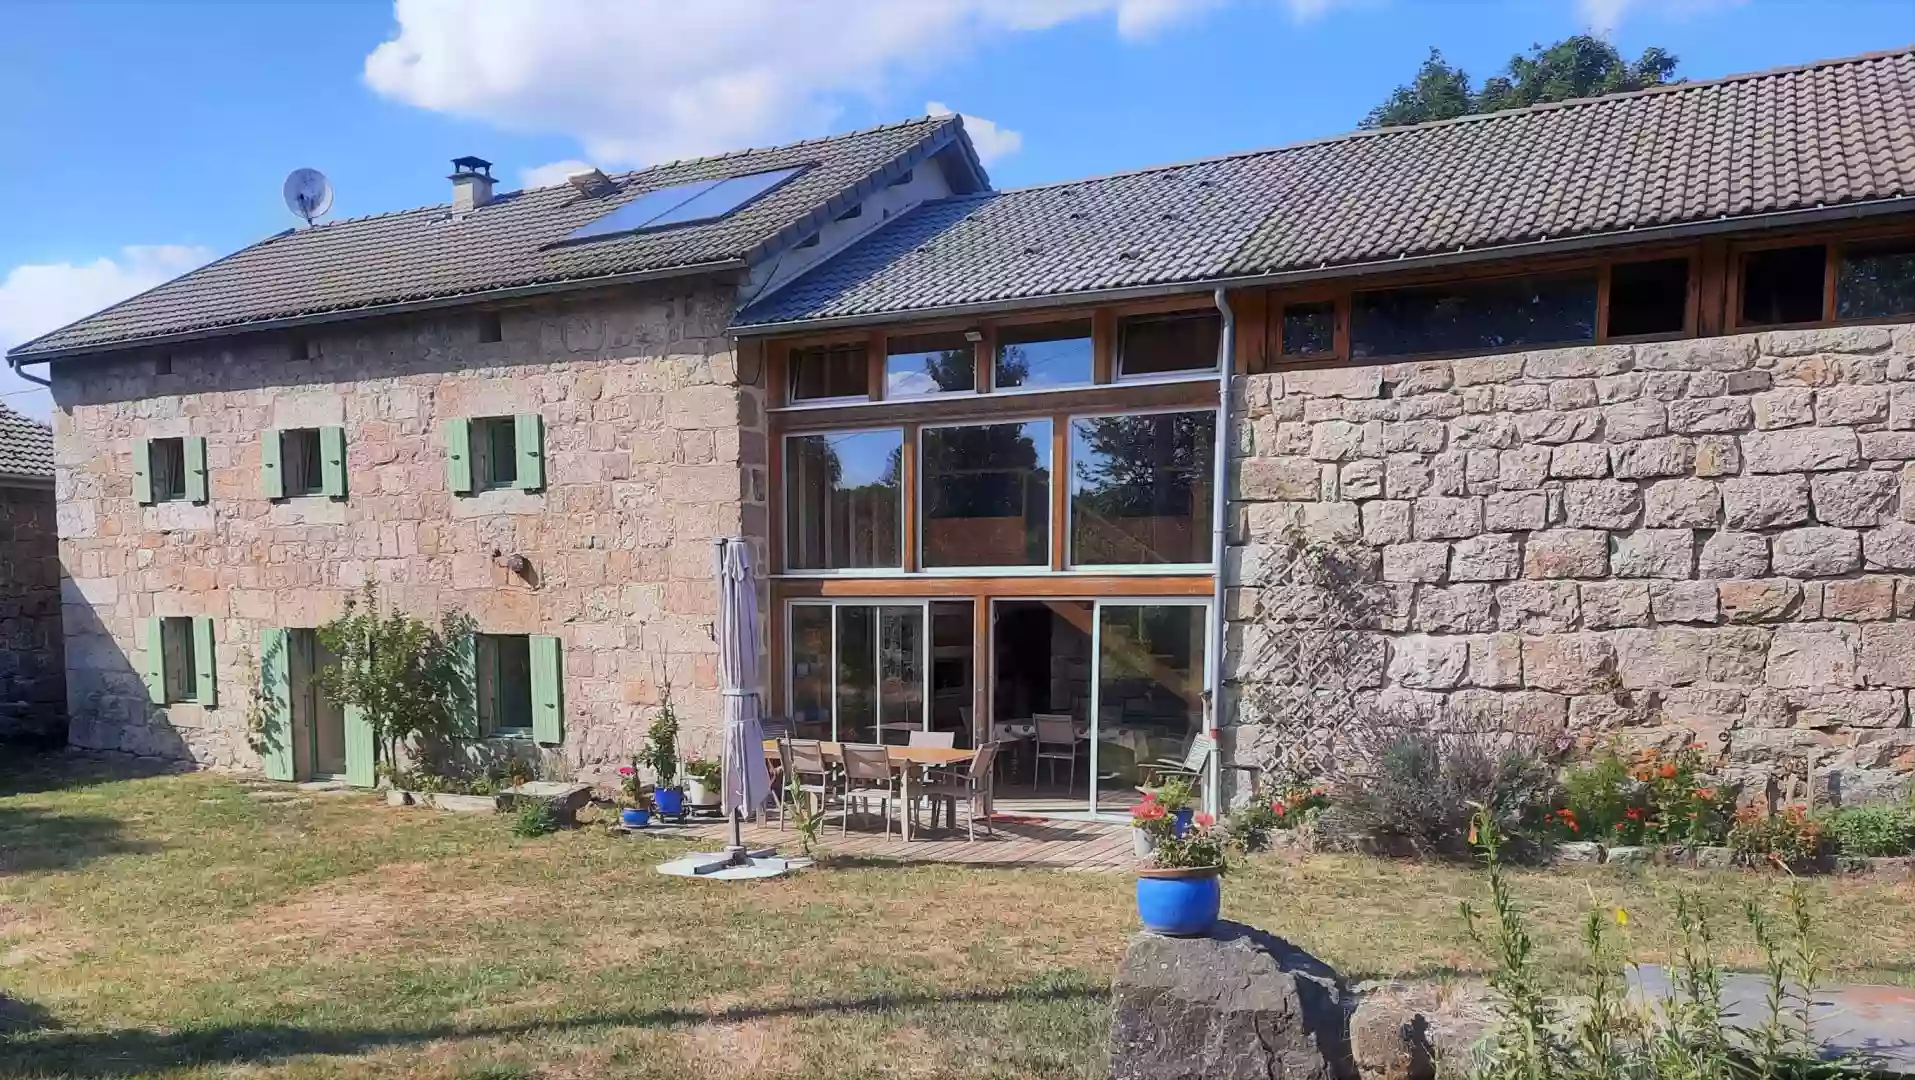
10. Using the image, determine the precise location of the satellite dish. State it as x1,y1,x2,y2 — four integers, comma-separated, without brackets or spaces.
283,168,333,226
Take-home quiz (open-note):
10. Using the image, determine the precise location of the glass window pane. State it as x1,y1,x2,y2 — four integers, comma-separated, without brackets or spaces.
152,438,186,501
284,428,325,496
885,332,975,397
877,606,923,744
1119,312,1219,376
1740,245,1827,326
783,431,902,570
921,421,1052,568
1281,302,1335,356
789,342,868,401
1071,411,1216,566
836,605,876,744
1607,258,1690,337
1351,272,1598,359
1838,241,1915,320
995,321,1093,390
1094,604,1207,811
788,606,832,739
493,635,533,731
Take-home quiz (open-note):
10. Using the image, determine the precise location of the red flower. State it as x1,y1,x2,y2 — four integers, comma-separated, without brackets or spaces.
1659,763,1678,781
1139,791,1157,802
618,766,635,776
1271,800,1287,816
1194,812,1215,829
1625,807,1644,820
1133,801,1166,821
1695,787,1716,799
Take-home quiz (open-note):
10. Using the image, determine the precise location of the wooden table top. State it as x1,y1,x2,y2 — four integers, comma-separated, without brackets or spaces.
762,740,976,766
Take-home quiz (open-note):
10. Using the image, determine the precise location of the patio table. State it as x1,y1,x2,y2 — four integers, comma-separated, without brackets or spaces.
762,740,976,842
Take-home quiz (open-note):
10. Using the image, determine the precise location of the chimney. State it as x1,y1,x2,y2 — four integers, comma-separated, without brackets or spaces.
449,156,495,212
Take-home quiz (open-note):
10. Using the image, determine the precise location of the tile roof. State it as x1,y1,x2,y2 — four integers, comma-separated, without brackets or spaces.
14,116,981,359
0,401,53,481
736,48,1915,330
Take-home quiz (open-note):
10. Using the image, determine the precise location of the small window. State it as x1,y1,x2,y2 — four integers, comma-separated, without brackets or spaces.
789,342,869,401
995,320,1093,391
161,616,198,704
280,429,325,497
1118,312,1220,377
785,430,903,570
1351,271,1598,359
155,353,174,376
149,438,187,503
477,634,534,735
477,311,503,343
1607,258,1690,338
885,332,974,397
471,417,520,489
1837,241,1915,320
1740,245,1827,326
1280,301,1336,357
291,336,319,361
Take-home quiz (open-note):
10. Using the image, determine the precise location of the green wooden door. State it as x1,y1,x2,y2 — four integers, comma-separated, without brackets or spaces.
530,634,563,745
258,628,295,781
343,705,376,788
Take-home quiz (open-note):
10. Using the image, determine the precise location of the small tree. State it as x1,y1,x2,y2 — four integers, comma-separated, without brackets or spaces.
314,586,476,781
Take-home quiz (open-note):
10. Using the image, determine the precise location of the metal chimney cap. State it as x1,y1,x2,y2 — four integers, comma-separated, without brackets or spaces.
450,155,494,178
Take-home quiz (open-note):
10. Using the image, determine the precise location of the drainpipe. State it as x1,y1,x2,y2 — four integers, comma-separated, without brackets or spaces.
8,356,51,389
1206,287,1233,818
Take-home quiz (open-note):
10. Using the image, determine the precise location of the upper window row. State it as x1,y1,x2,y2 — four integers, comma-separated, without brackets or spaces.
786,312,1221,404
783,409,1217,573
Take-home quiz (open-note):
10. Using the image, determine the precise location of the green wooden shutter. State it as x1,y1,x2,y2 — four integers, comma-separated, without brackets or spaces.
143,616,166,703
192,616,217,708
450,631,478,737
530,635,563,745
445,419,474,495
260,430,285,499
514,413,545,492
343,705,376,788
133,439,155,505
320,426,347,498
184,436,209,504
259,628,295,781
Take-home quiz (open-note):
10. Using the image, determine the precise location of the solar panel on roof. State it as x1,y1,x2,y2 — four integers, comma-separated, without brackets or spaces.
564,166,807,242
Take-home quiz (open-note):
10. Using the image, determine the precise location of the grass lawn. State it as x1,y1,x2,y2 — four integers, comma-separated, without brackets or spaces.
3,755,1913,1079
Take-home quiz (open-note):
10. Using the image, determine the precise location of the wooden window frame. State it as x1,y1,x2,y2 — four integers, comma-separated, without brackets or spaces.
1728,222,1915,333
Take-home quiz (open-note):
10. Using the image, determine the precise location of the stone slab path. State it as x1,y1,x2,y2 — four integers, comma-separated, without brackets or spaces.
1632,966,1915,1075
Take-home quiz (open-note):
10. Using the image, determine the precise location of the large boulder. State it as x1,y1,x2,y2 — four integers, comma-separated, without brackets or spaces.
1109,921,1350,1080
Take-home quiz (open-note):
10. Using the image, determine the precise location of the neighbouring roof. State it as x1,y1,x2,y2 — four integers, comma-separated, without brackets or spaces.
12,116,986,360
0,401,53,482
735,47,1915,331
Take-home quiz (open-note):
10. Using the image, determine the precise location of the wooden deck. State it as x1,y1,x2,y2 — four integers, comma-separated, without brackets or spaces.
680,813,1141,872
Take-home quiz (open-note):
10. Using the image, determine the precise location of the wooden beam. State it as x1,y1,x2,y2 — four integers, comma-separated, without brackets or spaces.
773,378,1218,432
1594,263,1612,342
772,574,1214,599
1092,309,1117,384
867,330,887,401
901,422,919,573
972,597,990,747
1050,414,1069,571
975,325,994,394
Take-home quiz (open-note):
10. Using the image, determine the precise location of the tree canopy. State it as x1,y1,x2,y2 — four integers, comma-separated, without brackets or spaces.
1361,35,1680,129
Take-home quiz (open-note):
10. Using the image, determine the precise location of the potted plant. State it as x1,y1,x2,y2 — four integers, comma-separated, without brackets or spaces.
1155,776,1198,837
642,699,684,818
1136,811,1226,937
683,755,722,807
1131,791,1167,857
617,765,653,829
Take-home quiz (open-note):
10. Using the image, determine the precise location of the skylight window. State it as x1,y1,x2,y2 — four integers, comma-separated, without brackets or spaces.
565,166,806,242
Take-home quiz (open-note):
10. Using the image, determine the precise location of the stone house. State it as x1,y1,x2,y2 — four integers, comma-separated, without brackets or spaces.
10,48,1915,807
0,400,63,744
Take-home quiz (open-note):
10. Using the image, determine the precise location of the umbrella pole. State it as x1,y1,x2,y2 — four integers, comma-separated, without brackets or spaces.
725,806,746,865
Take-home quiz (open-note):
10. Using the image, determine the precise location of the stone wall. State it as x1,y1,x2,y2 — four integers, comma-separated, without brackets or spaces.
53,281,765,771
0,481,65,742
1227,324,1915,803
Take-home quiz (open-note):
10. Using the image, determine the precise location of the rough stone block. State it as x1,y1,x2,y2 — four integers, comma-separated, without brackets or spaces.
1413,497,1483,540
1523,634,1617,693
1638,337,1757,372
1414,584,1496,633
1810,471,1898,526
1611,530,1694,579
1694,435,1742,477
1563,480,1641,529
1581,581,1652,629
1484,491,1547,532
1865,521,1915,570
1860,431,1915,460
1651,581,1719,624
1742,428,1860,473
1495,581,1580,633
1383,543,1449,583
1525,345,1633,379
1450,534,1519,582
1761,326,1894,356
1822,577,1896,622
1452,354,1526,386
1668,396,1754,434
1524,530,1609,579
1340,459,1386,501
1515,410,1601,445
1860,624,1915,688
1385,454,1434,499
1446,688,1568,733
1646,372,1691,400
1614,627,1767,688
1240,458,1322,501
1549,442,1611,479
1362,501,1412,545
1722,474,1812,529
1816,386,1891,426
1285,366,1383,399
1771,527,1861,578
1467,633,1524,688
1309,420,1372,462
1766,624,1859,689
1643,479,1721,528
1612,436,1697,479
1388,635,1469,689
1498,446,1551,490
1718,579,1803,624
1549,380,1599,410
1383,420,1446,454
1753,389,1816,430
1597,374,1642,403
1604,400,1668,442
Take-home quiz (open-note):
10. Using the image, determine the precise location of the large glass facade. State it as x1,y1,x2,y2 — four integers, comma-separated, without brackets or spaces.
920,421,1052,568
784,430,903,570
786,603,925,744
1070,410,1216,567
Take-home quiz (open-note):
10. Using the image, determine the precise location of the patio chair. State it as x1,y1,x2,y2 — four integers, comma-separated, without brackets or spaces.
915,742,999,841
1136,732,1215,794
1033,714,1078,792
778,738,835,831
838,743,901,838
907,730,956,749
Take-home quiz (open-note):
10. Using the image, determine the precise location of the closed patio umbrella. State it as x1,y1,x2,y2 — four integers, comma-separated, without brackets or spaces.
714,537,772,862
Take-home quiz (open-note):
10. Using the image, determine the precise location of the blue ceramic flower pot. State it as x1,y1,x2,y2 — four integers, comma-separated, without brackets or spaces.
1135,867,1221,937
653,788,685,817
620,807,651,828
1171,807,1195,838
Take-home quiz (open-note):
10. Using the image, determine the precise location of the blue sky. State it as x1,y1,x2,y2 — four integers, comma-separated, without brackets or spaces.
1,0,1909,417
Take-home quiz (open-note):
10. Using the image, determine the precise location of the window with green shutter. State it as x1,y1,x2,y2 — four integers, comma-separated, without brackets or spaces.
264,427,347,500
450,415,545,495
140,438,189,505
146,616,215,705
475,633,534,736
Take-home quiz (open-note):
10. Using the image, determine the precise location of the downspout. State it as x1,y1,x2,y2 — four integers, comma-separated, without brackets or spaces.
8,356,51,389
1206,287,1233,817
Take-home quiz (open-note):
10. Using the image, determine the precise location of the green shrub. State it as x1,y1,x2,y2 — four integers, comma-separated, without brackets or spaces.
1727,806,1827,868
1561,749,1634,837
510,801,559,838
1818,805,1913,863
1328,731,1560,859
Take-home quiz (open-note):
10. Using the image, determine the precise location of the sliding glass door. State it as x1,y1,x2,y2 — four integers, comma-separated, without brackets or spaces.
1090,601,1211,818
786,601,928,744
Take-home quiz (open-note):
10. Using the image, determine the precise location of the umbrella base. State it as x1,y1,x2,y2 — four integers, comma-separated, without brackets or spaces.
655,849,811,880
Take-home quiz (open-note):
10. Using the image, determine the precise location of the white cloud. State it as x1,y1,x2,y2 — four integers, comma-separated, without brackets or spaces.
519,159,595,189
1576,0,1746,35
925,101,1023,163
365,0,1219,168
0,245,212,419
